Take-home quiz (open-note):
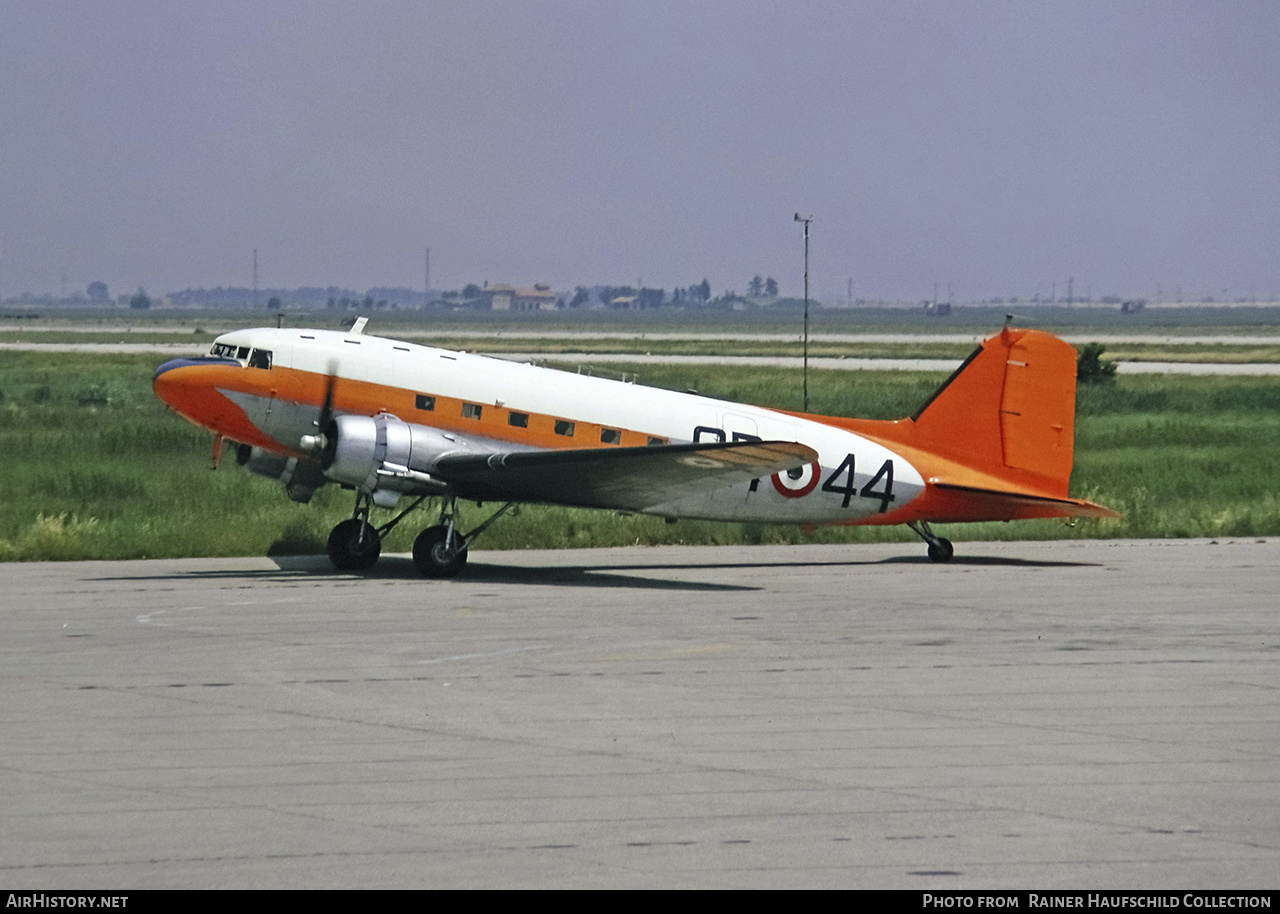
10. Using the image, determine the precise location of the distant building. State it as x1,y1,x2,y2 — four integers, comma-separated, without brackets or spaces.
476,283,555,311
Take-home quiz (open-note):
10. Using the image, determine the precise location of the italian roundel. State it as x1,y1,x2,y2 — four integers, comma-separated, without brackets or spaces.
771,461,821,497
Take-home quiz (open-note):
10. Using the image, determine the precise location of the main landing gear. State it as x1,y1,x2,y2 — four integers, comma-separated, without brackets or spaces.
325,493,514,579
909,521,954,563
327,517,382,571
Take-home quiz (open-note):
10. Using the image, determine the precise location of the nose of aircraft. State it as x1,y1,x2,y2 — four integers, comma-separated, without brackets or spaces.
151,354,272,449
152,357,201,411
151,356,243,426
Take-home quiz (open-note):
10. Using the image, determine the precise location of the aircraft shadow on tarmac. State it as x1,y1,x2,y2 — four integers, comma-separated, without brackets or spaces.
89,559,757,592
87,552,1098,593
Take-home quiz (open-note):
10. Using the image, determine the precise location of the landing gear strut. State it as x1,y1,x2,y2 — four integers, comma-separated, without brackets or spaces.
412,497,516,578
324,492,514,578
909,521,954,563
413,496,466,577
326,492,424,573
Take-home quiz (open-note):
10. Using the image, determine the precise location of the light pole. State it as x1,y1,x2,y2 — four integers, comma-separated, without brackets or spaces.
794,213,812,411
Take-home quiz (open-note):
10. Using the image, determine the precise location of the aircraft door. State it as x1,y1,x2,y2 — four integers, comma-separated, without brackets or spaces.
258,341,305,445
719,411,764,494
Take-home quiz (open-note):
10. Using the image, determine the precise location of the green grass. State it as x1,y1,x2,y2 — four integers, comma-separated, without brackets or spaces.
1,351,1278,561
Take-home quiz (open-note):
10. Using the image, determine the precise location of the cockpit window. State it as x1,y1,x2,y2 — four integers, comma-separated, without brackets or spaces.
208,343,272,368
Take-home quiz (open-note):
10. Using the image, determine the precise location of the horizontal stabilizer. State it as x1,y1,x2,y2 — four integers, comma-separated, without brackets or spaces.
435,440,818,512
926,483,1120,523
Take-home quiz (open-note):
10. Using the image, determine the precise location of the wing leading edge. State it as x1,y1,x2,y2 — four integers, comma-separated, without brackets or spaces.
433,440,819,512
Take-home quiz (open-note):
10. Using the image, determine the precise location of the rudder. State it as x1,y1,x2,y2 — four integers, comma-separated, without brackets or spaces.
911,327,1077,496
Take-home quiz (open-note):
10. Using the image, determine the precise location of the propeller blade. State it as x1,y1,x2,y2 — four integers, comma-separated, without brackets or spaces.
301,360,339,455
317,359,338,430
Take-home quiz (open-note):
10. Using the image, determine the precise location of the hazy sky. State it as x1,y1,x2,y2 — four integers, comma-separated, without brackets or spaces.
3,1,1278,302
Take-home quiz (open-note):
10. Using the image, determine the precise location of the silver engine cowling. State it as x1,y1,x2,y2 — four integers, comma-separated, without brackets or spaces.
312,413,481,507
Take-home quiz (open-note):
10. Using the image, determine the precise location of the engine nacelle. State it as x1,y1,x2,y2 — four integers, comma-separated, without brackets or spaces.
236,443,325,503
237,442,289,479
318,413,480,507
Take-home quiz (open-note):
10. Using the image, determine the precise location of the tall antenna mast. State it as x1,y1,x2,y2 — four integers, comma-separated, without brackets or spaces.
424,247,430,307
794,213,813,412
252,248,259,308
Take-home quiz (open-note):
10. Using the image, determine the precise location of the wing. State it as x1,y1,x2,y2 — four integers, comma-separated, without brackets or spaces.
432,440,818,512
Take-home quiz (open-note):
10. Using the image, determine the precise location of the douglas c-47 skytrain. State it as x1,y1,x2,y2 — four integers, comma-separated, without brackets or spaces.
152,317,1117,577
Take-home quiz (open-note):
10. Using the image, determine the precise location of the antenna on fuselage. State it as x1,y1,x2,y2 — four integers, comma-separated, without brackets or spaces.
339,314,369,335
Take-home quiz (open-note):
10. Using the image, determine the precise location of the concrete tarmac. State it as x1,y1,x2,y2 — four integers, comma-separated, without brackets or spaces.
1,539,1277,889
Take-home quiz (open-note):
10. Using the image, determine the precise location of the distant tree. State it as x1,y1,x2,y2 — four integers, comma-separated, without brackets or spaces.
765,277,778,297
462,283,482,299
569,287,590,309
129,288,151,310
748,275,764,297
87,281,109,304
699,278,711,302
1077,343,1117,385
638,287,664,309
267,296,281,310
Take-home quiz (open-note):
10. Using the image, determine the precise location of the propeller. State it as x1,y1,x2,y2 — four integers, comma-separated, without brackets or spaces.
299,359,339,457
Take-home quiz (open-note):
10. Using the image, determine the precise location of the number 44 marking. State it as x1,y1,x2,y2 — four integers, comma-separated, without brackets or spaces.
820,455,896,512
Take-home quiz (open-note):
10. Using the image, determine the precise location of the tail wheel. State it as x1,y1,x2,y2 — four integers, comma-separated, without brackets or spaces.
413,525,468,578
927,538,954,563
327,518,381,571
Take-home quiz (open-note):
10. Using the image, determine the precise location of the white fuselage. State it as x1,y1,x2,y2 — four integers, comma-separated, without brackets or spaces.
211,327,926,524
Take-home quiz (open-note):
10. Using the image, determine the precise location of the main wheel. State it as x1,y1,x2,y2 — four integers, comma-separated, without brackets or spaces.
413,525,468,578
327,518,382,571
927,538,954,563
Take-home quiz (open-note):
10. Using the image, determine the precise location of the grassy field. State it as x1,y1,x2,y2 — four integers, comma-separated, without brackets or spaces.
2,348,1278,562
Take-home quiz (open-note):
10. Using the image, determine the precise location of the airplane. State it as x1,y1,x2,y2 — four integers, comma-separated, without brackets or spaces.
151,317,1117,577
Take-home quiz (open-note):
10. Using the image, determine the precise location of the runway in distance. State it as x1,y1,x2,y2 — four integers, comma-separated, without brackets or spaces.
151,318,1117,577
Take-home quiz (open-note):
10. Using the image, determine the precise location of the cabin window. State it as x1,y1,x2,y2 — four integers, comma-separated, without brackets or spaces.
600,428,621,445
508,412,529,428
554,420,575,437
647,436,668,447
237,346,250,360
415,395,435,412
461,402,483,420
248,349,272,369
